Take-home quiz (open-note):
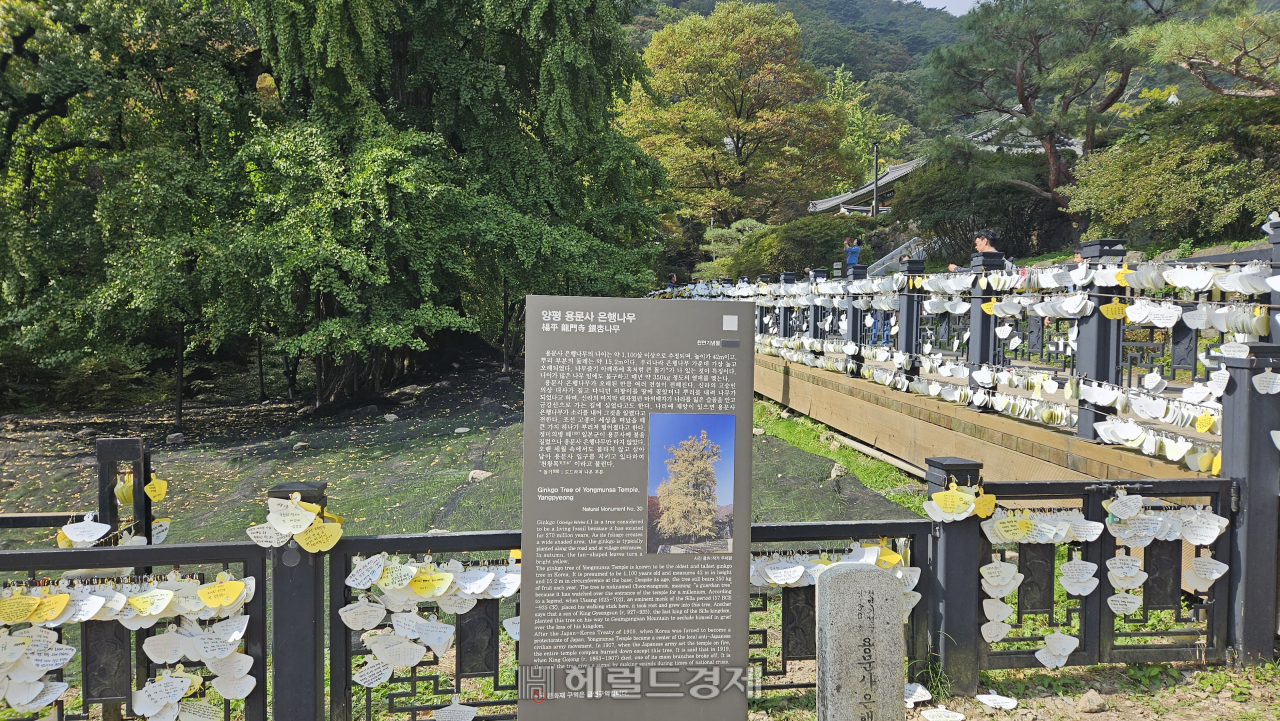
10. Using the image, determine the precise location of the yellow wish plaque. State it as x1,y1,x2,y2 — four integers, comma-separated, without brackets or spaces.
55,529,73,548
1116,267,1133,288
1194,411,1215,434
197,580,246,609
27,593,71,623
127,589,174,616
994,517,1033,542
972,490,997,519
931,488,967,514
1100,301,1129,320
509,549,522,560
116,475,134,504
1198,451,1213,473
981,301,996,315
409,571,454,598
323,510,345,524
864,540,903,569
172,666,204,696
295,520,344,553
0,593,42,624
875,548,903,569
1211,452,1222,476
144,475,168,502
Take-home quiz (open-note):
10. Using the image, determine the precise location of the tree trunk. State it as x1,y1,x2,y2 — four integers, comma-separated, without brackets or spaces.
282,354,298,400
174,324,185,430
500,280,511,373
315,354,323,408
257,336,267,401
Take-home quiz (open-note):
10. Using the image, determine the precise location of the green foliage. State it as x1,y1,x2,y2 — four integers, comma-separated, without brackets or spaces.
696,219,767,279
1126,7,1280,98
620,2,853,225
890,141,1070,261
54,356,161,410
830,66,912,185
0,346,62,413
796,10,912,79
0,0,663,408
981,669,1090,698
1065,96,1280,248
925,0,1152,202
729,214,876,278
654,0,963,62
1123,662,1181,690
777,0,963,59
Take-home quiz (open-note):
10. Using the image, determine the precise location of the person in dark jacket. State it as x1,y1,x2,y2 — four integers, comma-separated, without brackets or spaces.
948,229,1016,271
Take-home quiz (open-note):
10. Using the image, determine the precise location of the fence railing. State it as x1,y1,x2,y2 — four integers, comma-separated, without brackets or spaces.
0,542,269,721
0,462,1266,717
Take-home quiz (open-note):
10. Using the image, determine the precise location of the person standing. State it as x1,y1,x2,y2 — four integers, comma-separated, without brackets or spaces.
948,229,1016,272
844,237,861,267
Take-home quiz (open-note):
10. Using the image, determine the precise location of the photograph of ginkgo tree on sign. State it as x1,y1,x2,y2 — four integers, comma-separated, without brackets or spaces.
647,413,735,554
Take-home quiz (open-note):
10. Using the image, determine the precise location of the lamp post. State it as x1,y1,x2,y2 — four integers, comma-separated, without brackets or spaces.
871,141,880,217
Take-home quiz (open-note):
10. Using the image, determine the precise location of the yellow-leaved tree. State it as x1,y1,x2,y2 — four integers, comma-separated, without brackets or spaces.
656,431,721,544
620,2,855,225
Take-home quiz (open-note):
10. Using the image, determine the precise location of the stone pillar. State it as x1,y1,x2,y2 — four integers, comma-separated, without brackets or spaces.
1075,239,1127,441
1222,343,1280,663
816,563,905,721
925,456,983,696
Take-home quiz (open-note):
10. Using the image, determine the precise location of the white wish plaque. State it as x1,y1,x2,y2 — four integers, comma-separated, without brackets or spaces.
1219,342,1250,359
521,297,753,721
1108,593,1143,615
345,555,386,589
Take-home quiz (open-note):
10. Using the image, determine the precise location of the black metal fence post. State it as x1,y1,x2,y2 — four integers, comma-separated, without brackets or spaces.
967,253,1006,369
1222,343,1280,663
757,275,771,335
1270,226,1280,346
897,258,924,376
269,480,329,719
779,272,795,337
809,268,827,339
1075,239,1127,441
925,456,983,696
843,264,867,376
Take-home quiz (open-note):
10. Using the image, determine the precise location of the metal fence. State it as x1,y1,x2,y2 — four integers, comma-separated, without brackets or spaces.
0,542,268,721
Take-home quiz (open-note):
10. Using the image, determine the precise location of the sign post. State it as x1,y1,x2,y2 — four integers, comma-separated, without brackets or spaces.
520,296,755,720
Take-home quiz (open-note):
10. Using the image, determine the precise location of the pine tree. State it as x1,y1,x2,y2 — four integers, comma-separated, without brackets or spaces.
655,430,721,544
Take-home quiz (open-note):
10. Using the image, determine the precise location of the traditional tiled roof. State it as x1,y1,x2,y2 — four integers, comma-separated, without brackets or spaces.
808,115,1081,213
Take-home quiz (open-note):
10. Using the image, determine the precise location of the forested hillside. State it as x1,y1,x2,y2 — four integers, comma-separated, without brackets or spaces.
628,0,963,78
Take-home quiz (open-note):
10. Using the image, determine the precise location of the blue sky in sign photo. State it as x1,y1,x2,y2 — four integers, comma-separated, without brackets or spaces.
647,413,736,506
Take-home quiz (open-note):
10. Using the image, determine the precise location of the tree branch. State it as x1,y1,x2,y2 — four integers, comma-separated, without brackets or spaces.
1000,177,1055,200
